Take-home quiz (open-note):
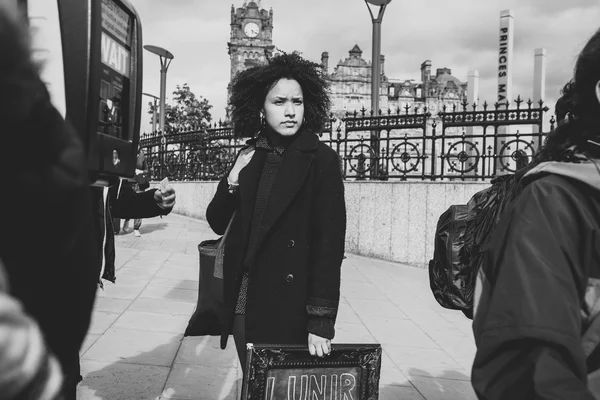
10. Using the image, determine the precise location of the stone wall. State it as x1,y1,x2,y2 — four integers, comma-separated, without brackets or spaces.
160,180,489,268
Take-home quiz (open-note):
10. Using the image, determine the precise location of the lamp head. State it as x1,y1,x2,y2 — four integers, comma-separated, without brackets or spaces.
365,0,392,5
144,45,174,60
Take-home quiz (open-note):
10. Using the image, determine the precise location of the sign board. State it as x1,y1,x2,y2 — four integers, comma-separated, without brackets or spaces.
497,10,514,104
242,344,382,400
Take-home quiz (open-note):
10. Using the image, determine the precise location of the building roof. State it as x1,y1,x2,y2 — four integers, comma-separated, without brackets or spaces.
433,68,465,89
349,44,362,55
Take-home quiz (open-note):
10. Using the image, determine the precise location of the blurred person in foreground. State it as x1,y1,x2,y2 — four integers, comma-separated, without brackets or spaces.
472,28,600,399
0,1,176,398
0,1,96,398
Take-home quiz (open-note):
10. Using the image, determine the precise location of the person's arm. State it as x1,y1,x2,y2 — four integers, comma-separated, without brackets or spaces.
206,176,237,235
0,289,63,400
472,176,593,400
206,145,255,235
306,150,347,340
110,181,171,219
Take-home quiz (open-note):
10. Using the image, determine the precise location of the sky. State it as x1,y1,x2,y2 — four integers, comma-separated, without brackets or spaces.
133,0,600,134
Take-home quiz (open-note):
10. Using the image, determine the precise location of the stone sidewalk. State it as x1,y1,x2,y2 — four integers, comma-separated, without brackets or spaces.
77,213,477,400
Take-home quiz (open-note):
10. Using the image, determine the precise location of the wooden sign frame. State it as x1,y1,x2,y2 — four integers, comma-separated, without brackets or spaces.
241,343,382,400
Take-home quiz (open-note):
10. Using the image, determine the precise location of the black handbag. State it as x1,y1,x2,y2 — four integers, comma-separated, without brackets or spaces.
184,213,235,338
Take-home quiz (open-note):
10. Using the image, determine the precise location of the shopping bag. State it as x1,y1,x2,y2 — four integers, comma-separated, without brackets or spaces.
184,213,235,337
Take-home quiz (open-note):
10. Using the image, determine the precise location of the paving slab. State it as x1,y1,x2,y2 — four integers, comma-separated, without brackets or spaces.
77,213,477,400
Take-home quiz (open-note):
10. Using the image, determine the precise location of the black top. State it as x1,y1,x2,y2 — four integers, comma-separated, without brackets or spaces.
243,151,283,270
242,128,292,270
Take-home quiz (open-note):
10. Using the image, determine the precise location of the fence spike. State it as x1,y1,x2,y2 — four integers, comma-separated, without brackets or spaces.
526,99,533,109
515,95,523,109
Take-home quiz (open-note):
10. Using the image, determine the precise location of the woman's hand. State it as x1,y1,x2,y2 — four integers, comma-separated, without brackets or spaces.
228,146,255,184
308,333,331,357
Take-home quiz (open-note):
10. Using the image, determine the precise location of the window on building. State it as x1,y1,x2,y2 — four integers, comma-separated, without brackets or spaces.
389,86,395,97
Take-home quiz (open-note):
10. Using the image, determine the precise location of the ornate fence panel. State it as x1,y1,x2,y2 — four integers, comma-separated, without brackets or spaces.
436,97,552,180
139,97,554,182
139,123,243,181
335,106,431,180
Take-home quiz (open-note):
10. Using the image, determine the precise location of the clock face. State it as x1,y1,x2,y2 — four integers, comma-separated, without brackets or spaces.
244,22,260,38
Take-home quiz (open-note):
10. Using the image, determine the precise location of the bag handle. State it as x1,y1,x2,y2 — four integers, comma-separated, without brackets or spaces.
217,211,236,251
213,211,236,279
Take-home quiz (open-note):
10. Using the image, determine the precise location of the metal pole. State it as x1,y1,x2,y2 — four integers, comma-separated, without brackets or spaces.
371,19,382,118
365,1,389,179
159,59,167,132
152,98,157,133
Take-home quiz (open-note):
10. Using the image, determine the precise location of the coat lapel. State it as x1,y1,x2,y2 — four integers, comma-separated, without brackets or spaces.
238,149,266,243
252,130,319,252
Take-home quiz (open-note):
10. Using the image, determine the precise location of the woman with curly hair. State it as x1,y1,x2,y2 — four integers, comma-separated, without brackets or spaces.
206,52,346,369
471,28,600,399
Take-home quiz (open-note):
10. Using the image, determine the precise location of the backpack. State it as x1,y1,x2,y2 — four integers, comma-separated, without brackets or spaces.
428,174,521,319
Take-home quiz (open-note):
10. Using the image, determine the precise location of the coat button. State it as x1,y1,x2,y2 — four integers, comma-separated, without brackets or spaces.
287,240,295,248
285,274,294,283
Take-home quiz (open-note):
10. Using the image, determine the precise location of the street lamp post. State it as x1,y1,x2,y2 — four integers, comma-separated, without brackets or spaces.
143,45,174,133
144,45,174,180
364,0,391,179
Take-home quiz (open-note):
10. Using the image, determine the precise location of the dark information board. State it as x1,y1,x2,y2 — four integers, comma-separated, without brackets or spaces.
242,344,381,400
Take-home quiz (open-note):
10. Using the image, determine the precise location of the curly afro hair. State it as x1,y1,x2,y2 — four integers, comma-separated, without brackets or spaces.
228,51,331,137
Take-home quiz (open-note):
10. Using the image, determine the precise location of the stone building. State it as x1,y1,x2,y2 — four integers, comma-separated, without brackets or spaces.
227,1,275,81
323,45,468,118
227,1,468,120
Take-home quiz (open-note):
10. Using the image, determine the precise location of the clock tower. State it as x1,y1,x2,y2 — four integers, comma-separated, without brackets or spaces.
228,1,275,81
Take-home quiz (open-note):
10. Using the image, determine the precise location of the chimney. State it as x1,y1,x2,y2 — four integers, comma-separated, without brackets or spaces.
421,60,432,82
421,60,432,97
436,67,452,76
321,51,329,74
380,54,385,76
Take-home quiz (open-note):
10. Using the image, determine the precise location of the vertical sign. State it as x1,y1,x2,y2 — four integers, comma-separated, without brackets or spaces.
497,9,514,105
496,9,514,174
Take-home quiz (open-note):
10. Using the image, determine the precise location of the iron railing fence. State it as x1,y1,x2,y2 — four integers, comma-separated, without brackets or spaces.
139,96,554,182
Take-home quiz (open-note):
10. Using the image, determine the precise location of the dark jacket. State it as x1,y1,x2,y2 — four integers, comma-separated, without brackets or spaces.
206,129,346,347
472,160,600,399
91,180,172,284
0,67,97,387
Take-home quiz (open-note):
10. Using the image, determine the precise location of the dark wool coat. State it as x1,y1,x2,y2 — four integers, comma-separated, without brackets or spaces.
0,74,98,388
472,161,600,399
206,129,346,348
